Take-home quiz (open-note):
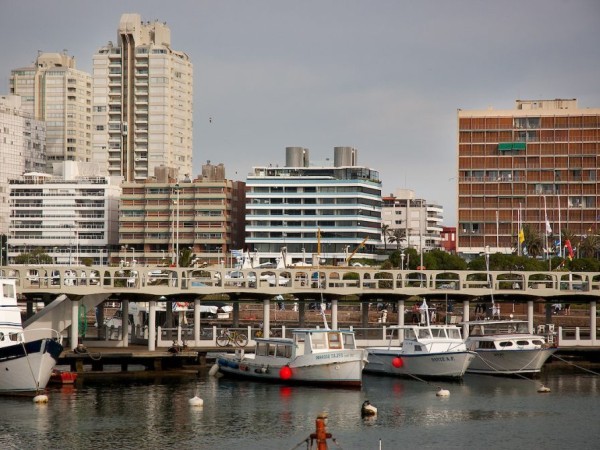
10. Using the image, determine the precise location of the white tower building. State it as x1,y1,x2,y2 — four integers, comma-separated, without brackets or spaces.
92,13,193,181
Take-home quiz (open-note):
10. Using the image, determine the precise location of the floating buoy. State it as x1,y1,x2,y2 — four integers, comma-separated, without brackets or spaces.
33,394,49,404
436,388,450,397
392,356,403,368
538,385,551,393
279,365,292,380
209,364,220,377
188,395,204,407
361,400,377,417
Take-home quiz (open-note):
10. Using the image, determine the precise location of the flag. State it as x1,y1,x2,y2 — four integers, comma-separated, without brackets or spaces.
565,240,574,260
518,228,525,245
545,219,552,235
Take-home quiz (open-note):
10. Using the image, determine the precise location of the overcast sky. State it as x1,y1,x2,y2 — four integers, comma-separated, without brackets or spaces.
2,0,600,225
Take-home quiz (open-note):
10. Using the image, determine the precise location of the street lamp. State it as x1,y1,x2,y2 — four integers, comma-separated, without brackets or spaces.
175,183,180,268
121,245,128,266
400,250,405,270
131,247,136,266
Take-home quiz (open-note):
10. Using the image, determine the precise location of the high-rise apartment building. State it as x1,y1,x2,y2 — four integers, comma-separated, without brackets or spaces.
381,189,443,252
118,164,244,266
92,13,193,181
457,99,600,257
7,162,120,265
0,95,46,236
245,147,382,265
10,52,92,171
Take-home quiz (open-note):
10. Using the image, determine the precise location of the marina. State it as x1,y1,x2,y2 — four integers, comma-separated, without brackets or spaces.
0,362,598,449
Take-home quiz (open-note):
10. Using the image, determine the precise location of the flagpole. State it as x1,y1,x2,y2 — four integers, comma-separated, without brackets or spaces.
517,206,521,257
557,195,562,258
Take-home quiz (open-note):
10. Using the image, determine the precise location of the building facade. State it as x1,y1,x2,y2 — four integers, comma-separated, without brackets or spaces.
10,52,92,171
92,13,193,182
7,162,120,265
457,99,600,256
0,95,46,237
245,147,382,265
381,189,444,252
118,165,245,266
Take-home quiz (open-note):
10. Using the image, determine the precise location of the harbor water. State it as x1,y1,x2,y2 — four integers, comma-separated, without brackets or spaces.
0,363,598,450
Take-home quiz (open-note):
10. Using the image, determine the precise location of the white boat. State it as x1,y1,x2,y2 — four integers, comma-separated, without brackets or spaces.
215,328,368,387
0,278,64,394
364,309,476,379
463,319,557,375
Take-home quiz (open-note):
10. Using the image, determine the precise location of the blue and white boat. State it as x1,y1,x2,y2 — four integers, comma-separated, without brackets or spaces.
0,278,63,394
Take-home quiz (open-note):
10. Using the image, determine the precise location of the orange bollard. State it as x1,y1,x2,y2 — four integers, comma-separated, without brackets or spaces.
310,413,332,450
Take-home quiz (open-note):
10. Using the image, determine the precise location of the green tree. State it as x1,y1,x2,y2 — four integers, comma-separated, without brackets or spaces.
381,224,390,251
14,247,53,264
178,247,197,267
388,228,407,251
579,233,599,259
523,225,543,258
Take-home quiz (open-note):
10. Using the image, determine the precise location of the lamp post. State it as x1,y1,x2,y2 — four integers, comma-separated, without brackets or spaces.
131,247,136,267
400,250,405,270
175,183,180,268
121,245,128,266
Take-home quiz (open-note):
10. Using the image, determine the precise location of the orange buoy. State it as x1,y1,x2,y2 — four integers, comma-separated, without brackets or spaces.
392,357,403,368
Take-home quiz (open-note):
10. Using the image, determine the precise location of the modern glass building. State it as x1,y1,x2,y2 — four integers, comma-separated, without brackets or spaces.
246,147,382,265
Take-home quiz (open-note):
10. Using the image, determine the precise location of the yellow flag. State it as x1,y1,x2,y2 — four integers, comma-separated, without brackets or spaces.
518,228,525,244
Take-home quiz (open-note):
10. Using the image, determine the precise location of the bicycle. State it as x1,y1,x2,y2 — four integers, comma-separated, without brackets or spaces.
216,328,248,347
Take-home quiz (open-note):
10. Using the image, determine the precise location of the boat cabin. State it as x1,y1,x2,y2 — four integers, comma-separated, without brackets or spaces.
254,329,358,359
467,320,530,337
386,324,465,354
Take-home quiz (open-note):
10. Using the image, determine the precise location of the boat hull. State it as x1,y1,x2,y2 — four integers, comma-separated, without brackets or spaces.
467,347,557,375
365,349,476,379
217,349,367,388
0,339,64,393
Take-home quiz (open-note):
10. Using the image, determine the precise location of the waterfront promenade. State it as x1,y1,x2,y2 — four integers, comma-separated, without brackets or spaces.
2,264,598,355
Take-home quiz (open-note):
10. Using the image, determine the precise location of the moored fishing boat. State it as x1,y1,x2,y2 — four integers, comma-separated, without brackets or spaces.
214,328,368,387
0,278,64,394
364,302,476,379
462,319,557,376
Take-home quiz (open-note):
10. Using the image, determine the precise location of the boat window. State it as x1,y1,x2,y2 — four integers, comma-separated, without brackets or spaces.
343,333,356,349
3,283,15,298
447,328,461,339
516,340,530,346
268,344,276,356
499,341,514,347
531,339,544,346
311,333,327,350
294,333,306,344
405,329,417,340
431,328,445,338
328,332,342,349
418,329,431,339
414,345,423,352
277,344,292,358
256,342,268,356
479,341,495,349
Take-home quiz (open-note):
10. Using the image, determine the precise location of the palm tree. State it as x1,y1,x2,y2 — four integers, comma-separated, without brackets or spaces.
381,224,390,251
388,228,407,251
579,233,600,258
523,225,543,258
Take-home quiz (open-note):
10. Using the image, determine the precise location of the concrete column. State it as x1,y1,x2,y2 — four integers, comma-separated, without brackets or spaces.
331,299,338,330
232,300,240,327
591,300,597,345
122,299,129,347
462,299,470,338
527,300,534,334
148,300,156,351
194,298,200,346
70,299,79,350
298,301,305,327
263,298,270,337
361,301,369,328
397,299,405,327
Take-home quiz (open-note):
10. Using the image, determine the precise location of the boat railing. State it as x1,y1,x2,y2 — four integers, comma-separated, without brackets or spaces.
16,328,63,344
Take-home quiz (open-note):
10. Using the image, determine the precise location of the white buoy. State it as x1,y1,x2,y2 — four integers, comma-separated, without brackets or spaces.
537,385,551,393
209,364,220,377
436,388,450,397
188,395,204,407
33,394,49,404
